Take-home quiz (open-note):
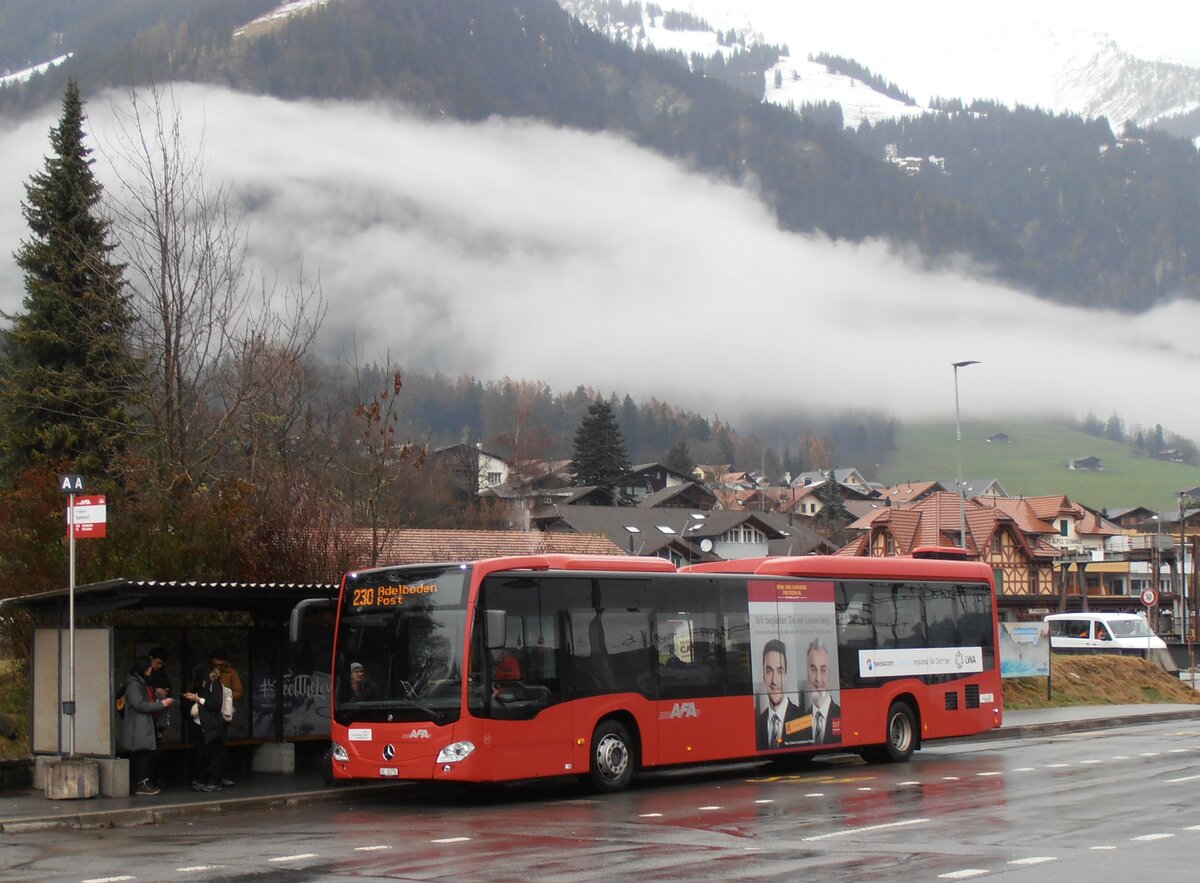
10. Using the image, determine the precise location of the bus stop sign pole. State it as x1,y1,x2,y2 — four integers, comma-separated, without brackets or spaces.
58,474,85,757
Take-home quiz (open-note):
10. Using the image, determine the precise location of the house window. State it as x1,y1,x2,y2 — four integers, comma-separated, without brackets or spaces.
1059,519,1069,536
486,471,502,486
993,569,1004,595
885,536,895,556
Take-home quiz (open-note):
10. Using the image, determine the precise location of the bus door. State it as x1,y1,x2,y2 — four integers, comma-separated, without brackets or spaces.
653,610,728,764
477,606,571,781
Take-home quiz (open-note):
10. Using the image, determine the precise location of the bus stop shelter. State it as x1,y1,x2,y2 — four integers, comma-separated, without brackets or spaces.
1,578,339,792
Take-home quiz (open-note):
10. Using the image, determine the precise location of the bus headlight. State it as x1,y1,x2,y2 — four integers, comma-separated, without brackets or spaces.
436,741,476,764
331,742,349,762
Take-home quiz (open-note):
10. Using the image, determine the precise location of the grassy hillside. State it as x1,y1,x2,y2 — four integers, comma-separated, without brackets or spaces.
880,419,1200,513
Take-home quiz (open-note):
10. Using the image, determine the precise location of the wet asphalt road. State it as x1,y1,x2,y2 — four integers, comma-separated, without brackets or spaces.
2,720,1199,882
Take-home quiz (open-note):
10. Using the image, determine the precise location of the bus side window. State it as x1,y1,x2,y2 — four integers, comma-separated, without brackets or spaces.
873,583,925,649
836,583,873,685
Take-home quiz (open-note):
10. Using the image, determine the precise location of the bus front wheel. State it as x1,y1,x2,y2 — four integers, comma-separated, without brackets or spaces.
589,719,634,793
877,701,917,763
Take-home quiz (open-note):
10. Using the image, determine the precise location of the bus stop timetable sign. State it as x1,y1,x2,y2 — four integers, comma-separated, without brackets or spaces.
67,495,107,539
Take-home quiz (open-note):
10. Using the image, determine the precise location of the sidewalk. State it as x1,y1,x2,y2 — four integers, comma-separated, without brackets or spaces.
0,769,404,834
4,704,1200,832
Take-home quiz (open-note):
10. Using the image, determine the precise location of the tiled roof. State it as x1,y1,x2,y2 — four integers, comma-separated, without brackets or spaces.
881,481,944,502
343,529,626,568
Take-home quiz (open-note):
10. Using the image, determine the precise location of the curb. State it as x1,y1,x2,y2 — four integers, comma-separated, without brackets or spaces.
948,707,1200,744
0,781,404,834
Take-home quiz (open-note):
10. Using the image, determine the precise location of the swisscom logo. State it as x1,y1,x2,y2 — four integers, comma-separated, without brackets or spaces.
864,657,874,672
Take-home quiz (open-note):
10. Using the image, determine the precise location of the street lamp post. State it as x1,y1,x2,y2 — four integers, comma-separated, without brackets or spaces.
1179,493,1189,641
952,360,980,549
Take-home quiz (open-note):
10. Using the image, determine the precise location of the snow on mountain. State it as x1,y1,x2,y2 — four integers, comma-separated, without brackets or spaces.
0,54,71,88
561,1,1200,136
233,0,336,40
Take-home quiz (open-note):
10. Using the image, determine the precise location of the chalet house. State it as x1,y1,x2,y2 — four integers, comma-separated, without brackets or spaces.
842,491,1061,610
880,481,946,505
792,468,875,496
429,442,513,494
637,482,717,510
618,463,695,502
961,478,1009,498
533,508,791,565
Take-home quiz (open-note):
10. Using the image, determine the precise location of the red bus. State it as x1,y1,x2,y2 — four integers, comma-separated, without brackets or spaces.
326,553,1001,792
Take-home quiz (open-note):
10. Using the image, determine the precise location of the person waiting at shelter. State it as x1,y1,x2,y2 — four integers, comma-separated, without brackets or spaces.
121,655,175,796
183,662,227,792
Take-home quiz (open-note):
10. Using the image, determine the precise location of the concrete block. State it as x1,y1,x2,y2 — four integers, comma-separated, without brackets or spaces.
44,757,100,800
251,742,295,775
95,757,129,797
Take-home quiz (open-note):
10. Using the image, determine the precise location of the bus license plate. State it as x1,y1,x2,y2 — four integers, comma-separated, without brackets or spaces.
380,768,399,777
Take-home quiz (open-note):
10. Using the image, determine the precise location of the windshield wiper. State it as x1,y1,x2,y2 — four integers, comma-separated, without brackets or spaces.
341,697,447,723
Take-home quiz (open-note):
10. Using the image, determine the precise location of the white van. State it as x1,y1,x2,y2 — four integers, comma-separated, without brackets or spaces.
1044,612,1167,651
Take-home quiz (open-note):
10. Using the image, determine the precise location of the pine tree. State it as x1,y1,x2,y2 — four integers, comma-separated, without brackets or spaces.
568,399,631,489
0,79,138,480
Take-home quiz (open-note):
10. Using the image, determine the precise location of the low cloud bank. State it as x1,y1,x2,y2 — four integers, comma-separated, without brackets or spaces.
2,84,1199,437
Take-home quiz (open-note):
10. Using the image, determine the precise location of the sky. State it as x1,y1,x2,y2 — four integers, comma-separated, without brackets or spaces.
4,83,1200,442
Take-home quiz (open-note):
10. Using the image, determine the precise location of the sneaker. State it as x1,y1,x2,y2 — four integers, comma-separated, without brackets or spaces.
134,781,160,796
220,778,234,787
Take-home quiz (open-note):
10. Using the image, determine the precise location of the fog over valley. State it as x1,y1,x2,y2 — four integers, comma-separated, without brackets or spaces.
3,85,1200,438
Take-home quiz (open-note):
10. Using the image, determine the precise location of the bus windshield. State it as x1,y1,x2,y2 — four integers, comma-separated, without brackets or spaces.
333,565,469,726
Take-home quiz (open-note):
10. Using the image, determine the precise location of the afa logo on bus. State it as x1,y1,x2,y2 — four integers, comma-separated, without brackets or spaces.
659,702,698,720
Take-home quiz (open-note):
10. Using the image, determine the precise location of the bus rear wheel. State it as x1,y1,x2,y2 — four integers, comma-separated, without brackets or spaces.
875,700,917,763
589,719,634,793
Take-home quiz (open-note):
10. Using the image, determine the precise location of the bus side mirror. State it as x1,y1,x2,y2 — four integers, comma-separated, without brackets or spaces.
486,609,507,650
290,597,336,645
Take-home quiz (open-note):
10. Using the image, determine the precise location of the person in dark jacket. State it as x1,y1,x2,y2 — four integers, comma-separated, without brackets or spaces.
121,656,175,796
182,662,226,792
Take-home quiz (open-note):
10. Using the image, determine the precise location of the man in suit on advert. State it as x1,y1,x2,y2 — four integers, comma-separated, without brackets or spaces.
756,639,804,750
805,638,842,744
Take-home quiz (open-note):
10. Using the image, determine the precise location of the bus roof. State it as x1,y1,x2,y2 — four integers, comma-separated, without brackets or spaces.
346,555,677,582
680,554,993,583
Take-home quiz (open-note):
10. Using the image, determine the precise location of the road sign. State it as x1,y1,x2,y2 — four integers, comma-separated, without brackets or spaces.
58,474,85,493
67,495,107,539
1141,587,1158,607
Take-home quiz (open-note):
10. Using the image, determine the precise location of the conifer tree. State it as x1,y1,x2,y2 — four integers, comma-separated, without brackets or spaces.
568,399,631,489
0,79,138,480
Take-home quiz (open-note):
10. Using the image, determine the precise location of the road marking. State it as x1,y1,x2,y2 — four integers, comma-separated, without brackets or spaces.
1089,846,1117,850
176,868,223,873
1131,833,1174,842
754,799,773,805
431,838,471,844
1166,774,1200,783
638,813,663,818
699,805,722,810
1044,763,1070,768
1169,749,1190,754
899,781,921,786
354,846,391,852
1014,767,1036,772
1140,752,1160,757
1185,825,1200,831
942,776,960,781
1009,857,1057,865
803,817,929,842
81,878,136,883
1079,759,1102,765
268,854,318,862
857,787,873,791
805,792,825,797
937,870,989,879
976,771,1002,777
1111,756,1130,760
